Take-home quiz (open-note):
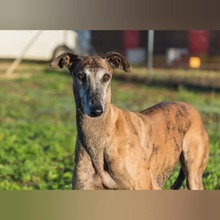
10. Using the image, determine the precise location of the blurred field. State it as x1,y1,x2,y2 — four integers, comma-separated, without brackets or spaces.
0,62,220,189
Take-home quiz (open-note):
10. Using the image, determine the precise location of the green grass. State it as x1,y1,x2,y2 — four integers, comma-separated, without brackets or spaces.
0,62,220,189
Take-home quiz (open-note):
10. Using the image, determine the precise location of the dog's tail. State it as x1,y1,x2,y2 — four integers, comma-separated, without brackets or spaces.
170,168,185,190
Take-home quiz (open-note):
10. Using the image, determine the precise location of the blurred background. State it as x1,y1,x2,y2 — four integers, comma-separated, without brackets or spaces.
0,30,219,190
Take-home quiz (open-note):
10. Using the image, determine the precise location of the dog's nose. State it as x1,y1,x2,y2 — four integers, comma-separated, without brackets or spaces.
90,106,103,117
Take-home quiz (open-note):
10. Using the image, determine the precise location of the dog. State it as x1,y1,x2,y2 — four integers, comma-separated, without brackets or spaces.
50,51,209,190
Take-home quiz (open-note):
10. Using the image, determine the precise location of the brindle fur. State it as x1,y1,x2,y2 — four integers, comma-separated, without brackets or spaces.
50,51,209,190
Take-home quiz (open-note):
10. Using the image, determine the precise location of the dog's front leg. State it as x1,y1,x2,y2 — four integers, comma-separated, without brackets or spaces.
72,139,96,190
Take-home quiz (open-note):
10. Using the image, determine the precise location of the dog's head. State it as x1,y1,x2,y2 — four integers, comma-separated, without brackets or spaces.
50,51,131,118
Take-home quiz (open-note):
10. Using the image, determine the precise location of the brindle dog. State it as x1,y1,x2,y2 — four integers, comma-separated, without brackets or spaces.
50,51,209,190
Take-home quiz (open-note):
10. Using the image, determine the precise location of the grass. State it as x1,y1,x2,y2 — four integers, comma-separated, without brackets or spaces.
0,62,220,189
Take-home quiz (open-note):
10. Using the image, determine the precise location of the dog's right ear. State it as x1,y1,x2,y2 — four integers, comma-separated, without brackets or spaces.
50,53,79,70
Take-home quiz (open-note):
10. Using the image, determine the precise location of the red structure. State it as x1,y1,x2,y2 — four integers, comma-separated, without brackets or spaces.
189,30,210,56
122,31,140,51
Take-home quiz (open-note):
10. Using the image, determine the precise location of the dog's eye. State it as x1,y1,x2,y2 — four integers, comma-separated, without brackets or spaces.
78,73,86,81
103,73,110,82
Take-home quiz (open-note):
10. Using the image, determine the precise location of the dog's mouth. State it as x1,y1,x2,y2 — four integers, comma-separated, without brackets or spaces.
89,114,103,118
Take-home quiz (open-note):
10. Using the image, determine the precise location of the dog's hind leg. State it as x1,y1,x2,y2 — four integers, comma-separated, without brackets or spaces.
181,129,209,190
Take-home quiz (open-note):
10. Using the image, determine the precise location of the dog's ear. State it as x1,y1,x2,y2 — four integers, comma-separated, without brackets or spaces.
106,51,132,72
50,53,79,70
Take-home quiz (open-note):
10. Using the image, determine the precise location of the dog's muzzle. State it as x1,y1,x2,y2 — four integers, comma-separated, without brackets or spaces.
89,105,104,117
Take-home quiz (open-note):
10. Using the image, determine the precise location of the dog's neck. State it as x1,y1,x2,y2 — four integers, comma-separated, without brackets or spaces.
75,103,117,174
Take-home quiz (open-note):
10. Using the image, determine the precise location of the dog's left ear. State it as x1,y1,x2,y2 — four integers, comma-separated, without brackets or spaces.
50,52,79,70
106,51,132,72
